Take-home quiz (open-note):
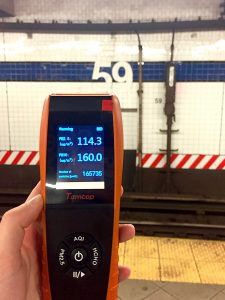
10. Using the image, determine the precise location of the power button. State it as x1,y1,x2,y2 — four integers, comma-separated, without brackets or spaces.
71,248,87,265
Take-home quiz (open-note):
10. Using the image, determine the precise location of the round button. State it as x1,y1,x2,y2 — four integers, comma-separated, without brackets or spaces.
65,233,94,246
89,242,101,269
66,267,93,280
56,242,69,271
71,248,87,265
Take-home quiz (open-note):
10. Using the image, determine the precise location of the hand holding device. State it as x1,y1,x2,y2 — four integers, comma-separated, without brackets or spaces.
0,182,134,300
40,94,127,300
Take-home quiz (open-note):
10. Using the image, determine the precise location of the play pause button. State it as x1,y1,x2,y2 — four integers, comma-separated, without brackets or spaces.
73,271,85,278
67,268,92,280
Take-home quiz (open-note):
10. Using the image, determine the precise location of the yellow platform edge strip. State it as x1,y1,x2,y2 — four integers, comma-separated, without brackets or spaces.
119,236,225,285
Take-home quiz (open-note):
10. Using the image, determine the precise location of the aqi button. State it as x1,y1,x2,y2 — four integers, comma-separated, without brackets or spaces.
65,233,93,246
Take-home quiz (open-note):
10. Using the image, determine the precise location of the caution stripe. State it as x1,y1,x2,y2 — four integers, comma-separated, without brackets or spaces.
1,151,225,170
140,153,225,169
0,151,39,165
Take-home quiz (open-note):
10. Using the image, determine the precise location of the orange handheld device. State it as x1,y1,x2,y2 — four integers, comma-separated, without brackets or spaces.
39,94,123,300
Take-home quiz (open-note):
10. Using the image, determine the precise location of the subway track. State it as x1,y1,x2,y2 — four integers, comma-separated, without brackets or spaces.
120,192,225,240
120,220,225,240
1,190,225,240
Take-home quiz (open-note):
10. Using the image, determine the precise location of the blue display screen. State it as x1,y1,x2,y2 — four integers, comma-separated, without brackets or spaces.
56,125,104,189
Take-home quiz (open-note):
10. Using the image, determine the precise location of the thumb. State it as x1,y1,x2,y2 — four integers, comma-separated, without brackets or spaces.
0,194,43,256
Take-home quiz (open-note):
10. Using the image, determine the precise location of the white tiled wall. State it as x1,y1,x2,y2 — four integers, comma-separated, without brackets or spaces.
174,83,224,155
219,84,225,155
0,32,9,150
7,82,45,151
175,31,225,61
142,82,225,155
3,32,225,62
0,31,224,154
0,33,7,61
142,83,167,153
0,82,10,150
7,81,223,153
3,33,117,62
6,82,138,151
4,0,221,22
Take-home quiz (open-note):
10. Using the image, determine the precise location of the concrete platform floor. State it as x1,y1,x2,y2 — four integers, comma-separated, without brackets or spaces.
118,280,225,300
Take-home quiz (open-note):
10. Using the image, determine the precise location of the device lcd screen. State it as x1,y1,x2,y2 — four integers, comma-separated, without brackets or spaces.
56,125,104,189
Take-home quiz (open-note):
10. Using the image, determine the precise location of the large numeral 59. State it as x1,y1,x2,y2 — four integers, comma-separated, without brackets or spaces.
92,61,133,84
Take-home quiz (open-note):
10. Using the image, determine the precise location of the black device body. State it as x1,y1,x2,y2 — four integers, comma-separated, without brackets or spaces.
40,95,120,300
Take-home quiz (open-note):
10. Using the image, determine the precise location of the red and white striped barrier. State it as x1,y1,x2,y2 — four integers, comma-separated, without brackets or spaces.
140,153,225,169
1,151,225,170
0,151,39,165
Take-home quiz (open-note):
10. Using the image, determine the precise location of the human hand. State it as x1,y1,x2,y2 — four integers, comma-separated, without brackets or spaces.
0,183,135,300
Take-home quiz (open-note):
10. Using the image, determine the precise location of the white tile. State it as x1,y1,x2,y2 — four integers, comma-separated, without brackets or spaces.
0,33,6,61
118,279,160,300
219,83,225,155
142,83,167,153
211,292,225,300
4,0,221,23
162,283,225,300
0,82,10,149
122,112,138,150
175,32,225,61
174,83,224,155
6,82,138,151
144,289,177,300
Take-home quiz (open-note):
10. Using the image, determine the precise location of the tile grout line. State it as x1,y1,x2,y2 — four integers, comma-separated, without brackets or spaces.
189,241,202,284
208,290,225,300
140,287,162,300
156,238,162,281
160,286,180,300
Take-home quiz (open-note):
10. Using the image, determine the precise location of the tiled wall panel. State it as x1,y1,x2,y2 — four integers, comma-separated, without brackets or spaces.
174,83,224,155
7,82,138,151
142,82,224,155
4,0,221,22
3,32,225,63
0,82,10,150
0,32,9,150
175,32,225,61
142,83,166,153
6,81,224,154
1,30,225,155
3,33,171,62
0,33,7,61
219,83,225,155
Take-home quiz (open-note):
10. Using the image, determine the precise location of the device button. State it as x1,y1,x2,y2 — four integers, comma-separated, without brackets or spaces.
65,233,94,246
57,243,69,270
71,248,87,265
89,242,101,269
66,267,93,279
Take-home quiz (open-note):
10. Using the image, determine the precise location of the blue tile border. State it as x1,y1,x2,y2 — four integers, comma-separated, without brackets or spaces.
0,61,224,82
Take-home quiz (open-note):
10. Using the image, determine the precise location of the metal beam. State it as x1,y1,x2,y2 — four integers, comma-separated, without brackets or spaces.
0,18,224,34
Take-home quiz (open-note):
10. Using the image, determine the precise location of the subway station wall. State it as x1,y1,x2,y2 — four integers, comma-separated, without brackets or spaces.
0,0,224,197
0,31,225,172
3,0,221,22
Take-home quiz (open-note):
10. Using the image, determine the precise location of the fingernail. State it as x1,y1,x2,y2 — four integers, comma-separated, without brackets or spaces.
27,194,42,203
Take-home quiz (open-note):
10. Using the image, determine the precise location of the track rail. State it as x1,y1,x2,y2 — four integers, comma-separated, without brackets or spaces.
1,190,225,240
120,219,225,240
120,192,225,240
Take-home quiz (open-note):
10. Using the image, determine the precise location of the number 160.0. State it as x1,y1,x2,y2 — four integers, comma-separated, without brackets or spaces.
77,153,103,162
